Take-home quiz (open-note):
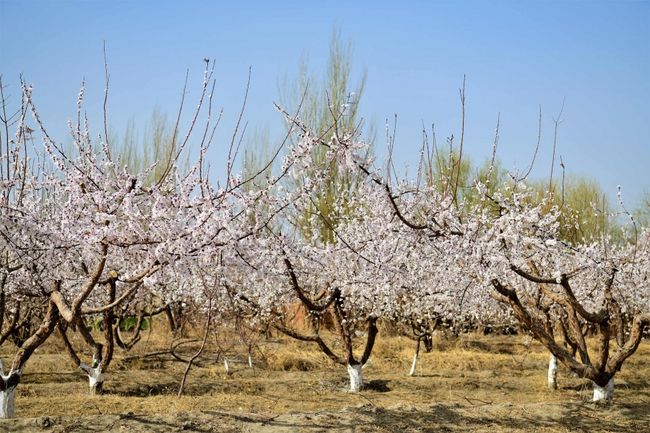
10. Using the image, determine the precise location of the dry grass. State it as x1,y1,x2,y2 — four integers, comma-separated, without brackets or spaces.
0,328,648,432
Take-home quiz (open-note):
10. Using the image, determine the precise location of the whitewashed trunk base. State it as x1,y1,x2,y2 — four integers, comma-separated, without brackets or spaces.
547,355,558,390
409,353,418,377
0,386,16,419
592,378,614,402
80,364,104,395
0,367,19,419
347,364,363,392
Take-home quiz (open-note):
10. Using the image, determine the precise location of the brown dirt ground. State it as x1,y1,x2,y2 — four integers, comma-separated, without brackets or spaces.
0,329,648,432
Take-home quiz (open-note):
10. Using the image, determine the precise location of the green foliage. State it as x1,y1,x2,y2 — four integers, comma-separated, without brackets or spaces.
241,128,274,226
85,316,149,332
421,141,610,245
119,316,150,332
241,28,371,244
296,30,369,244
527,176,609,244
462,158,511,220
241,128,273,190
417,140,509,219
635,191,650,227
421,147,472,198
115,109,185,185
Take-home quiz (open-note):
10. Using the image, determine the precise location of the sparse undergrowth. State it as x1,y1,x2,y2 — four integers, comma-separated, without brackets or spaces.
0,331,648,432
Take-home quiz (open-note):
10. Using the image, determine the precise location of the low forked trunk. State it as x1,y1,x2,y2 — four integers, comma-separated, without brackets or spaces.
347,363,363,392
80,364,104,395
592,378,614,402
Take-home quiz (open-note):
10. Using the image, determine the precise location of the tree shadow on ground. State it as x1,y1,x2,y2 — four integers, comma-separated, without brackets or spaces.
365,379,391,392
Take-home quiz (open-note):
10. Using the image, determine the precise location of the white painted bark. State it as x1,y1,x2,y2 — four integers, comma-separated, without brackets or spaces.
0,367,20,419
592,378,614,402
347,363,363,392
248,353,253,368
80,364,104,395
223,358,230,374
409,352,418,377
0,386,16,419
547,354,558,390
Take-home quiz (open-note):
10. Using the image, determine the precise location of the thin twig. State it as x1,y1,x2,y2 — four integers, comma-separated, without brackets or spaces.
177,298,212,397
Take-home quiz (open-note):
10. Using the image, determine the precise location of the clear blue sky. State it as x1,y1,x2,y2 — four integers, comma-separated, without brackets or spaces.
2,0,649,206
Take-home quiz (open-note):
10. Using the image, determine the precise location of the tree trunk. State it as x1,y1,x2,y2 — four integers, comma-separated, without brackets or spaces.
0,386,16,419
409,338,421,377
592,378,614,402
0,370,20,419
547,354,558,390
0,294,62,418
81,364,104,395
164,304,177,332
347,363,363,392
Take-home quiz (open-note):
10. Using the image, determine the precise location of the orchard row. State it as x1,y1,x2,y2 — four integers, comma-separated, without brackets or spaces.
0,68,647,418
